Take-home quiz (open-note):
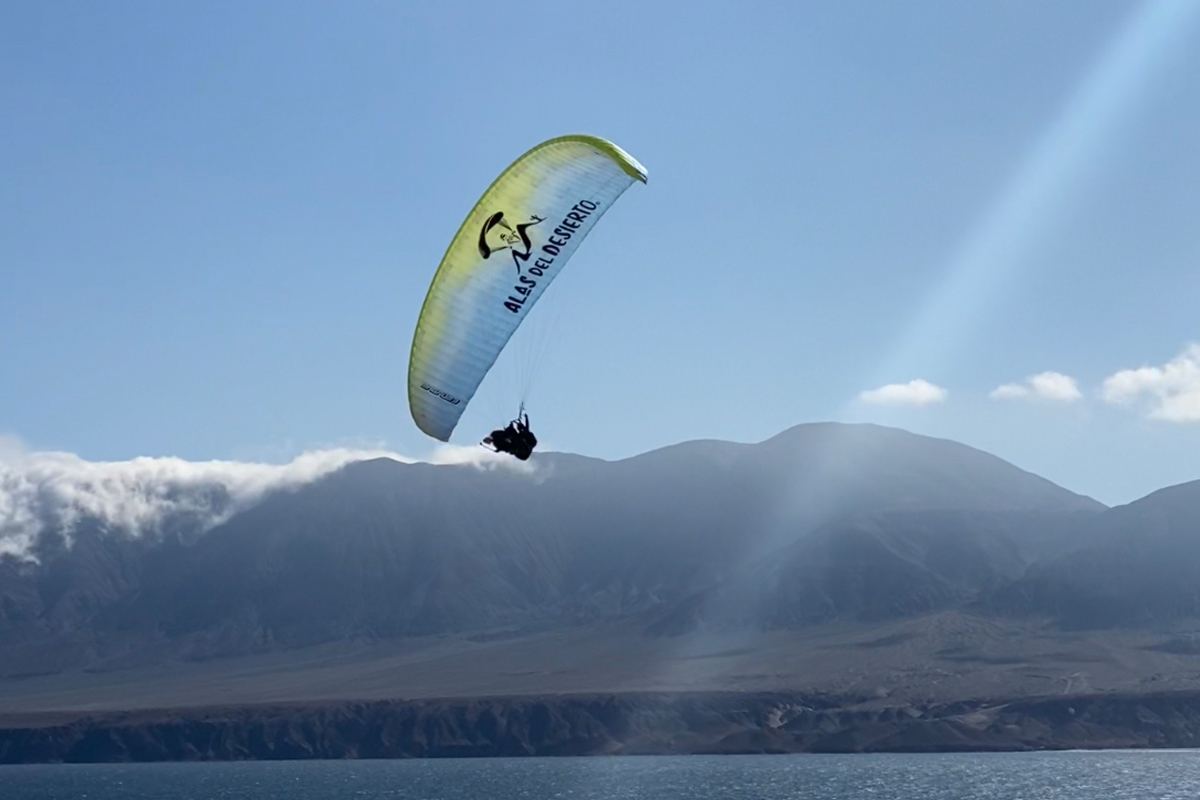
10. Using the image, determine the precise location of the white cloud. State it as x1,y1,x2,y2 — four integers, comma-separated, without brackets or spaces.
990,383,1031,400
1101,344,1200,422
0,437,551,562
858,379,947,407
990,371,1081,402
0,443,409,561
427,443,539,474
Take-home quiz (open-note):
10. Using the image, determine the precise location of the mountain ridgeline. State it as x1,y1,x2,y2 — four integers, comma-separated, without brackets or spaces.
2,423,1198,675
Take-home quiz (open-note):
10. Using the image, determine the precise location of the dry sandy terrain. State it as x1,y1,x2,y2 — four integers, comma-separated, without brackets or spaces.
5,612,1200,727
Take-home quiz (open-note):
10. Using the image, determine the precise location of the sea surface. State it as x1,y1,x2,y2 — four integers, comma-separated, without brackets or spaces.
3,751,1200,800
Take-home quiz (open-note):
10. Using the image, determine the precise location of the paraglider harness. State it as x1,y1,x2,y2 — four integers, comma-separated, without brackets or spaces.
483,408,538,461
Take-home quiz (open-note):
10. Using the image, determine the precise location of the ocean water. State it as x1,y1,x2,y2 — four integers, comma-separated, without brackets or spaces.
3,751,1200,800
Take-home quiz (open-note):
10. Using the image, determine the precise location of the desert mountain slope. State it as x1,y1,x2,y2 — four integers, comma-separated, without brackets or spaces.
0,421,1141,683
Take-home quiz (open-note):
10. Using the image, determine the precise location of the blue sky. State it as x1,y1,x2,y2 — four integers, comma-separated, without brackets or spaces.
3,0,1199,505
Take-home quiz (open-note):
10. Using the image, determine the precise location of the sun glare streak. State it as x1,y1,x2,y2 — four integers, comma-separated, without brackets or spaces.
641,1,1200,693
856,0,1200,397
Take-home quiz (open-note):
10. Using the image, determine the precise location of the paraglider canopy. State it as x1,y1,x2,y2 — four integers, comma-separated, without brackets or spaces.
407,134,647,442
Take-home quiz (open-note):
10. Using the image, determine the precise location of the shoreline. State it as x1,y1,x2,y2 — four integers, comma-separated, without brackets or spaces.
4,690,1200,764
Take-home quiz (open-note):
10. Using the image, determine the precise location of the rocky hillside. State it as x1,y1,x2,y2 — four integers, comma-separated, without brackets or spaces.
0,423,1113,672
7,422,1200,762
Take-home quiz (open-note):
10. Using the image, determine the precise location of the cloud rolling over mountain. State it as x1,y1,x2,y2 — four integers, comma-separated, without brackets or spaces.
0,442,410,560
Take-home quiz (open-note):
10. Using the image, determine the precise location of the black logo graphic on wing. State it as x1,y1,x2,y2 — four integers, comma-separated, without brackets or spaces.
478,211,544,273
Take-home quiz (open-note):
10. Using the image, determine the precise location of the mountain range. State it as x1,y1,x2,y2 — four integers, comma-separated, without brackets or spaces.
4,422,1200,759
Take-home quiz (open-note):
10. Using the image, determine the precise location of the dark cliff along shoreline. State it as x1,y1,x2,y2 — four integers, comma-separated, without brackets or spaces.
4,691,1200,763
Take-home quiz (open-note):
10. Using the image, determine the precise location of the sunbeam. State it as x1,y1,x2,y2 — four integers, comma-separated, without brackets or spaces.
856,0,1200,396
642,1,1200,696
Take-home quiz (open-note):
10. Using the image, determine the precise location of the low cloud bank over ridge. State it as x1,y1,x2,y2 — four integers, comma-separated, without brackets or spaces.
0,438,550,561
0,442,409,560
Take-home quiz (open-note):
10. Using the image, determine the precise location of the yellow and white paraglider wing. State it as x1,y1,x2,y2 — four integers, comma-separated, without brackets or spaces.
408,135,647,441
